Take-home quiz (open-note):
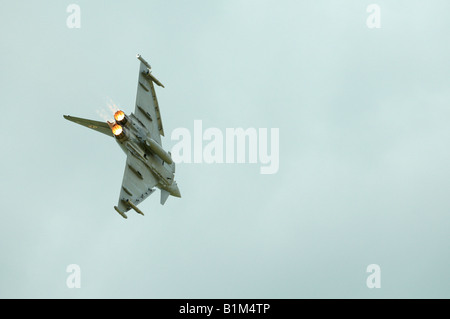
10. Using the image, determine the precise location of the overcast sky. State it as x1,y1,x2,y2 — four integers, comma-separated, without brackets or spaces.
0,0,449,298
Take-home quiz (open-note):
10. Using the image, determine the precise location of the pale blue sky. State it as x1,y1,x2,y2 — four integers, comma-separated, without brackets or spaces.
0,0,449,298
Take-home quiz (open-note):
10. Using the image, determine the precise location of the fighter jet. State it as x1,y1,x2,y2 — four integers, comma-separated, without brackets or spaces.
64,54,180,219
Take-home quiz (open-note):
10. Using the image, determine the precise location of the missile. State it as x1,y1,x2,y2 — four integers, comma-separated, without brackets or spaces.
114,206,128,219
136,54,151,69
126,200,144,216
142,69,165,88
136,54,165,87
145,137,173,164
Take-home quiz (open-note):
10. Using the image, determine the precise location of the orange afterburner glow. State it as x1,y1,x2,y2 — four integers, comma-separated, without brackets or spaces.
114,110,125,122
112,124,123,136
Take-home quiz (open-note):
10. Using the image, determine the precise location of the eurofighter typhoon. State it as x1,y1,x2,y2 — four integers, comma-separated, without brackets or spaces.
64,55,180,219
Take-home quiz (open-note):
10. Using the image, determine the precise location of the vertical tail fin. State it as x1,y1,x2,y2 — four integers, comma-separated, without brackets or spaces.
160,189,170,205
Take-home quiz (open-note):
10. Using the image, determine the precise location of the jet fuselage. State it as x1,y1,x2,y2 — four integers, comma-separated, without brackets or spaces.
109,111,180,198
